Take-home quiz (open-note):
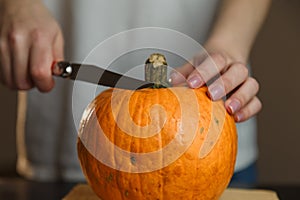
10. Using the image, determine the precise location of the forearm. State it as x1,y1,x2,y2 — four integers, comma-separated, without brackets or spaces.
205,0,272,62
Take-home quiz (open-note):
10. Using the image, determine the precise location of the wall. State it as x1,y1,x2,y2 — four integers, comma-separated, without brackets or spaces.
251,0,300,184
0,0,300,184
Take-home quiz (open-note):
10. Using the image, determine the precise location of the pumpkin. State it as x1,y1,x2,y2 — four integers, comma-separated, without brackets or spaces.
77,54,237,200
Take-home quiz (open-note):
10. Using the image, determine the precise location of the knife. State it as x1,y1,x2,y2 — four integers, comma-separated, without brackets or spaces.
52,61,155,90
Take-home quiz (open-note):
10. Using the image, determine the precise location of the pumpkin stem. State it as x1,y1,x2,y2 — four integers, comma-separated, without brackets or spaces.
145,53,170,88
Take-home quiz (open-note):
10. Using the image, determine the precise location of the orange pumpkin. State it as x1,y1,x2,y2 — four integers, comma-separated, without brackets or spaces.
77,85,237,200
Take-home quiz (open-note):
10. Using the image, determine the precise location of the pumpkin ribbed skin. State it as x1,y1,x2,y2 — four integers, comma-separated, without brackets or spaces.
77,87,237,200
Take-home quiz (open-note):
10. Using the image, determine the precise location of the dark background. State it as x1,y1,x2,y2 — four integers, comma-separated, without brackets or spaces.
251,0,300,185
1,0,300,185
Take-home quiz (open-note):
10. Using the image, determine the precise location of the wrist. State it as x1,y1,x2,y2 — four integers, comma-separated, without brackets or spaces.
204,37,249,64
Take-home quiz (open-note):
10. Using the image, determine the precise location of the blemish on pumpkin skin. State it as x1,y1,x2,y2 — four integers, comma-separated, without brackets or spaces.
130,156,136,165
125,190,129,197
105,173,113,183
200,127,204,134
214,116,219,125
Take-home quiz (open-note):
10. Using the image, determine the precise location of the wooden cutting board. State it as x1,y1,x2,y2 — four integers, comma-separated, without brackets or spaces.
63,184,279,200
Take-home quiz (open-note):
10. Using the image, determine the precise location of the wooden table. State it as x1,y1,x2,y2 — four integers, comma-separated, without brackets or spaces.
0,177,298,200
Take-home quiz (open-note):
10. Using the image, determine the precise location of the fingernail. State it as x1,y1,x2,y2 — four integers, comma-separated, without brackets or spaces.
187,74,202,88
227,99,241,114
209,85,225,100
234,112,244,122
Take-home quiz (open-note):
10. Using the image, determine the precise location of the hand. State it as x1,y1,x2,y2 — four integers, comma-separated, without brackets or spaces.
170,48,262,123
0,0,64,92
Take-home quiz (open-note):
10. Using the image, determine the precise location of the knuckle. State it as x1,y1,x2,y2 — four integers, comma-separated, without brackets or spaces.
210,52,227,68
255,96,263,112
8,30,24,45
240,64,249,77
30,67,49,81
39,86,52,93
243,66,249,76
15,80,33,90
233,62,249,77
221,76,233,92
38,81,54,93
31,29,46,42
248,77,260,92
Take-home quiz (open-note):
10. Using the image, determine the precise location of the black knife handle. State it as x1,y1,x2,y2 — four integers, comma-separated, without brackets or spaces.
52,61,74,78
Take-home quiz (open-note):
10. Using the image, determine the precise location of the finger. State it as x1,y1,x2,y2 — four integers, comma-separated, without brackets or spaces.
187,52,229,88
225,77,260,114
169,52,208,85
29,31,54,92
9,31,33,90
233,96,262,122
207,62,249,101
0,37,14,88
169,62,194,85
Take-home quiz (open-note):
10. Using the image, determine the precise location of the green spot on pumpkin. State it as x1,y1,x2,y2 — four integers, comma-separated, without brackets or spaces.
130,156,136,165
214,117,219,125
200,127,204,134
125,190,129,197
106,173,113,183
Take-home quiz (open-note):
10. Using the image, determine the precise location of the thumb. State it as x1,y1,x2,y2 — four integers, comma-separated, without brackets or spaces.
53,31,64,61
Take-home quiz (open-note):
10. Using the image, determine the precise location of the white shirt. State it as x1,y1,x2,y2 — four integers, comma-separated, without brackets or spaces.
17,0,257,181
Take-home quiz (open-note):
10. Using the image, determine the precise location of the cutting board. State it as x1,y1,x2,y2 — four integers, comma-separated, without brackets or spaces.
63,184,279,200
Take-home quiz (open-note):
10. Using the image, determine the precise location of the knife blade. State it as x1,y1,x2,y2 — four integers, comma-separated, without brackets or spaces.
52,61,155,90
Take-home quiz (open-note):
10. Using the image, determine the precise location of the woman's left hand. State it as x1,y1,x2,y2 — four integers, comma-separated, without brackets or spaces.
170,49,262,123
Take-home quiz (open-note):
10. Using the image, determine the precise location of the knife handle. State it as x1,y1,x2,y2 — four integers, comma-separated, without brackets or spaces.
52,61,73,78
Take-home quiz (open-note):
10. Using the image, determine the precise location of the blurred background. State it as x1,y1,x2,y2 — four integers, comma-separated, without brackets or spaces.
0,0,299,186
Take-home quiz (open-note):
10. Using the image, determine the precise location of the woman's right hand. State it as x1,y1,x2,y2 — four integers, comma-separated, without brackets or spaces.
0,0,64,92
